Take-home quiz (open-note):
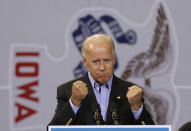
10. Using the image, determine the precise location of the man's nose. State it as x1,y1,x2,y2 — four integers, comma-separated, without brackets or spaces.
99,60,105,70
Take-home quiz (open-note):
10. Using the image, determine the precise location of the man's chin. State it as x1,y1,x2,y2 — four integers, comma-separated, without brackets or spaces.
97,78,109,85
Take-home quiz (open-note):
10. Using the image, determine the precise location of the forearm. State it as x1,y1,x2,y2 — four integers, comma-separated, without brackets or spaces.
134,105,155,125
49,100,76,125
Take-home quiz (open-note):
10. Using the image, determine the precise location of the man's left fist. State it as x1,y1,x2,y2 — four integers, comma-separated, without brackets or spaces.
126,85,143,111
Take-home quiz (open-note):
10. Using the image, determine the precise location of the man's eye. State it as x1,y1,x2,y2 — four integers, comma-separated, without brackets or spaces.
92,60,99,63
104,59,111,62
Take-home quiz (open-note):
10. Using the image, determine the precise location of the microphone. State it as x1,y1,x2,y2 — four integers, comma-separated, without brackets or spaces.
109,102,119,125
91,103,103,125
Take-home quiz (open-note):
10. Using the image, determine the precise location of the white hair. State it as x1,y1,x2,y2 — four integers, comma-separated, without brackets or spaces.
81,34,115,58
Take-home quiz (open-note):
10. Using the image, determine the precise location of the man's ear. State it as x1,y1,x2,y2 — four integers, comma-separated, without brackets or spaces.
113,53,116,64
82,56,88,67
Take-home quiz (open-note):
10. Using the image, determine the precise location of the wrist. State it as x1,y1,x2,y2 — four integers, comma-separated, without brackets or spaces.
131,103,142,111
71,96,81,107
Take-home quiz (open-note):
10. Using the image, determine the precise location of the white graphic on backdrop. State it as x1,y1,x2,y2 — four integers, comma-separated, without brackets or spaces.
9,0,179,130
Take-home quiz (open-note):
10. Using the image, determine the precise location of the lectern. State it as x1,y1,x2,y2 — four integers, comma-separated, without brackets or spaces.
49,125,171,131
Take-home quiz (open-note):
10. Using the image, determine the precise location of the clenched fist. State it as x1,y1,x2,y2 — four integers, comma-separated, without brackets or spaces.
126,85,143,111
71,80,88,106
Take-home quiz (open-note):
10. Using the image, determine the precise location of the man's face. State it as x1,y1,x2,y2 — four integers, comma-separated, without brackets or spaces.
83,42,116,84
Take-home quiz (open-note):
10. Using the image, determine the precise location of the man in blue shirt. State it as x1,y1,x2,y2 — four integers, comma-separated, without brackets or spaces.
48,34,154,125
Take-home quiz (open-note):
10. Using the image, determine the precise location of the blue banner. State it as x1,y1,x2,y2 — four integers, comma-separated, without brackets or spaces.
49,126,171,131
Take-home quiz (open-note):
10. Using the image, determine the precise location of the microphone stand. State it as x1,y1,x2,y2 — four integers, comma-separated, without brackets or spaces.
110,102,119,125
91,103,103,125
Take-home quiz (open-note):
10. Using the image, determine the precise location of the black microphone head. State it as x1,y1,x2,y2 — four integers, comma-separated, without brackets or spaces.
91,103,103,125
109,102,118,112
109,101,119,125
91,103,101,112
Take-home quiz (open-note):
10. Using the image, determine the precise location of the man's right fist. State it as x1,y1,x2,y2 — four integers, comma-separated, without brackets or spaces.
71,80,88,106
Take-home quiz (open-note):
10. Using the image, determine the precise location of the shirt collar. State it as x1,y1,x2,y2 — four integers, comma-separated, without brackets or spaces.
88,72,113,89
